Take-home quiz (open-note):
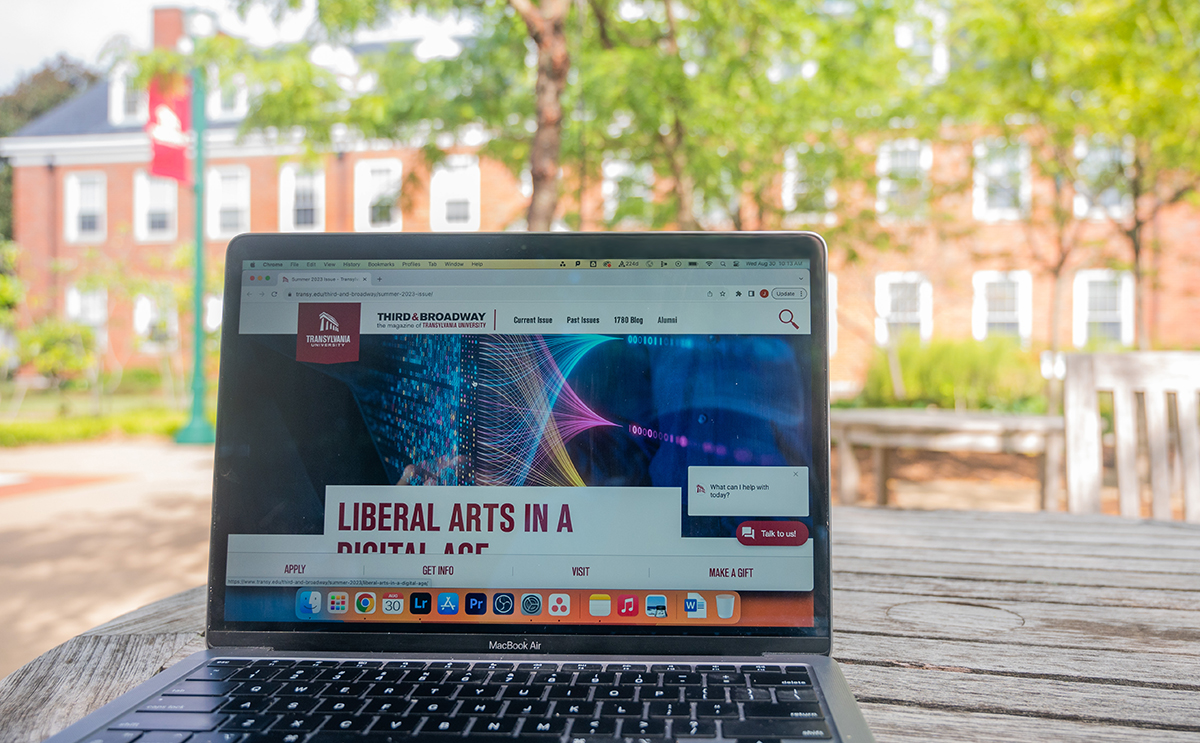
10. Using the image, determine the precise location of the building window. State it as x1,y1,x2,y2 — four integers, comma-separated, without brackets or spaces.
64,172,106,243
279,165,325,232
204,295,224,332
973,139,1030,222
1074,137,1132,219
206,166,251,239
134,171,178,242
107,63,148,126
782,145,837,226
602,158,655,225
972,270,1032,343
429,154,481,231
894,3,950,85
1073,269,1134,348
207,70,249,121
133,294,179,354
875,272,932,344
876,139,931,220
353,158,403,231
65,285,108,350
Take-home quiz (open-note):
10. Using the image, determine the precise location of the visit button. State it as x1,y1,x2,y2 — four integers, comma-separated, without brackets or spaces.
736,520,809,546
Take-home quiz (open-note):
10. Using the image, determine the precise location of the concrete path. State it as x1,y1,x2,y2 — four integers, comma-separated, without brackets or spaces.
0,439,213,680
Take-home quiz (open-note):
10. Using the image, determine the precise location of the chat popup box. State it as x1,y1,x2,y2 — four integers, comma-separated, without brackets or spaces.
686,467,808,517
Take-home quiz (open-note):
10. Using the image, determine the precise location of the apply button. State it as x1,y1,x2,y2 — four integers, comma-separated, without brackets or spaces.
737,520,809,546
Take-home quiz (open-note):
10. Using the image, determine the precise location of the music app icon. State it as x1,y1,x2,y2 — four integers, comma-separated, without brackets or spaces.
617,594,638,617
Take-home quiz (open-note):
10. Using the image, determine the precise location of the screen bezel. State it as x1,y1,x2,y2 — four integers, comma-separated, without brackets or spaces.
207,231,832,656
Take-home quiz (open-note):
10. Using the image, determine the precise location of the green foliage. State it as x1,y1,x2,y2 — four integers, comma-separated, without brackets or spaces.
0,408,187,447
18,320,96,387
0,55,98,241
860,335,1046,413
0,240,24,329
109,367,164,395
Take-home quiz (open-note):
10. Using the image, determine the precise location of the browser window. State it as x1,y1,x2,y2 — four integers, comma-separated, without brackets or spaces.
221,258,818,631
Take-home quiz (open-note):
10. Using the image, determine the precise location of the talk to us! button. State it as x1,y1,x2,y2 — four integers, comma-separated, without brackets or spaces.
736,520,809,546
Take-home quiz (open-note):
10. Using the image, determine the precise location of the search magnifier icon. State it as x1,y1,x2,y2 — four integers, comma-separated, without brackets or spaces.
779,309,800,330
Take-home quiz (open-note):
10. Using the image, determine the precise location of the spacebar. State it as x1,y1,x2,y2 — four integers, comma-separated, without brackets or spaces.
109,712,228,731
722,719,832,739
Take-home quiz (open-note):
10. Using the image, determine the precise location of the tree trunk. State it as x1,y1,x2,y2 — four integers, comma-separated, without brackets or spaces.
1130,222,1149,350
511,0,571,232
1046,266,1065,415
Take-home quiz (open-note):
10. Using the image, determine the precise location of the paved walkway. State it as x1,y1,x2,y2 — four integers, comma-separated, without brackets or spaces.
0,439,214,680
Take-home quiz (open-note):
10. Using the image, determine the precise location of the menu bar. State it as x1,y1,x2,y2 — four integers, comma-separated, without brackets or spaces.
241,258,810,271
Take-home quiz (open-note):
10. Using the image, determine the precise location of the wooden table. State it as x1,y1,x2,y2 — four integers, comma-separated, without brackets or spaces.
2,507,1198,743
830,408,1065,509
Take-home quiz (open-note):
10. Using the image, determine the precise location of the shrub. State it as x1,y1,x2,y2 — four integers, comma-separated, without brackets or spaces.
859,334,1046,412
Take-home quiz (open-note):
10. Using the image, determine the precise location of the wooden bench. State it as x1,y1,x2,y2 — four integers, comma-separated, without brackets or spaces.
1064,352,1200,522
830,408,1065,508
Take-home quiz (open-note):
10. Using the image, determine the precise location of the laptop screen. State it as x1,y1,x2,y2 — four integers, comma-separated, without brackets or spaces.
210,234,830,650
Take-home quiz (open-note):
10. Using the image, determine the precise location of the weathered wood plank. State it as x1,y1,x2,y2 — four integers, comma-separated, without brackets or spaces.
0,633,202,743
833,571,1200,612
834,631,1200,689
855,703,1200,743
834,554,1200,592
832,589,1200,655
1178,390,1200,523
839,663,1200,732
83,584,206,636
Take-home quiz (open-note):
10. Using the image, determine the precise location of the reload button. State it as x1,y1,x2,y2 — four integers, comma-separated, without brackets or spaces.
736,520,809,546
772,287,808,300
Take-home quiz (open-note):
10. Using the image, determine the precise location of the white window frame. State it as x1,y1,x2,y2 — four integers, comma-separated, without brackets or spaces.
353,158,404,232
972,138,1031,222
782,147,837,227
206,166,252,239
875,272,932,345
64,172,107,243
1073,137,1134,220
876,139,932,221
64,285,108,351
107,62,149,127
429,154,482,232
279,165,326,232
1073,269,1135,348
894,2,949,85
601,157,655,224
133,293,180,354
971,270,1032,344
828,273,838,357
204,295,224,332
133,170,178,243
206,69,250,122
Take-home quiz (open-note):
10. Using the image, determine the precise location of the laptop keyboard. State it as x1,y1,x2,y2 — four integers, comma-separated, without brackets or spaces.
93,659,832,743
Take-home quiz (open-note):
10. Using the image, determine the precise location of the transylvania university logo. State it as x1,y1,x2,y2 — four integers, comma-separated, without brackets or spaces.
296,303,361,364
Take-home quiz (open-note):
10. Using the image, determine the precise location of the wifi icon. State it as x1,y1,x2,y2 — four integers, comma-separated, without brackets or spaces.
706,261,713,267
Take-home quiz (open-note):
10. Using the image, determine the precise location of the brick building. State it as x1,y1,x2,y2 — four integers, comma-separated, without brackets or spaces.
2,7,1199,396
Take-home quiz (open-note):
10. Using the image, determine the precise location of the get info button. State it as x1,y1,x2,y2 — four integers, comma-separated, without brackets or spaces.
737,521,809,546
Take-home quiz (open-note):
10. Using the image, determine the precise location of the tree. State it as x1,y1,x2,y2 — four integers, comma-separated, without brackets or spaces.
201,0,571,231
0,55,98,240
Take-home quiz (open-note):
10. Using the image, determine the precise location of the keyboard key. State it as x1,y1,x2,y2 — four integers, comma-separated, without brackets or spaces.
473,718,518,735
650,664,692,672
187,667,238,682
294,660,339,668
674,720,717,738
276,683,325,697
229,668,280,682
373,716,419,734
577,719,617,736
684,687,726,702
746,673,811,687
220,715,274,732
459,700,503,716
137,734,191,743
411,684,453,698
273,715,322,731
407,670,446,684
458,684,501,699
576,672,617,685
366,683,415,698
427,662,471,670
80,733,143,743
244,735,304,743
477,662,515,671
271,697,321,714
503,686,544,700
547,686,591,700
553,701,596,717
250,660,294,668
383,661,427,670
595,701,639,718
662,673,702,686
739,665,783,674
110,713,227,731
694,664,736,672
411,699,453,716
705,673,746,686
593,686,635,700
362,698,409,715
532,672,569,685
190,734,245,743
516,662,559,671
647,701,688,718
642,687,680,701
773,688,819,703
695,701,737,717
316,698,364,714
447,670,489,684
207,659,251,668
423,717,470,734
742,702,823,720
276,668,319,682
496,671,533,684
625,719,666,737
140,696,224,713
505,701,551,717
222,697,272,713
361,669,408,683
606,664,647,672
560,664,602,672
341,660,384,669
731,688,772,702
315,669,364,683
522,719,568,736
723,720,832,739
619,672,654,685
163,681,240,697
324,716,373,732
326,683,373,698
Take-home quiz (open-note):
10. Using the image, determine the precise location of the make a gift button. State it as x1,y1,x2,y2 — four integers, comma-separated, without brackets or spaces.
736,521,809,546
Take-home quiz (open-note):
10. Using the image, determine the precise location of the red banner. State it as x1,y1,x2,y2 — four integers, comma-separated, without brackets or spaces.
146,76,191,183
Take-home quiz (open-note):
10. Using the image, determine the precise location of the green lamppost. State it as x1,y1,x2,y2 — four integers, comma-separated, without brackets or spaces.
175,10,216,444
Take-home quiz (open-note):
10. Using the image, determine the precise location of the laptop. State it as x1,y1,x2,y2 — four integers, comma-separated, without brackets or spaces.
46,232,874,743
